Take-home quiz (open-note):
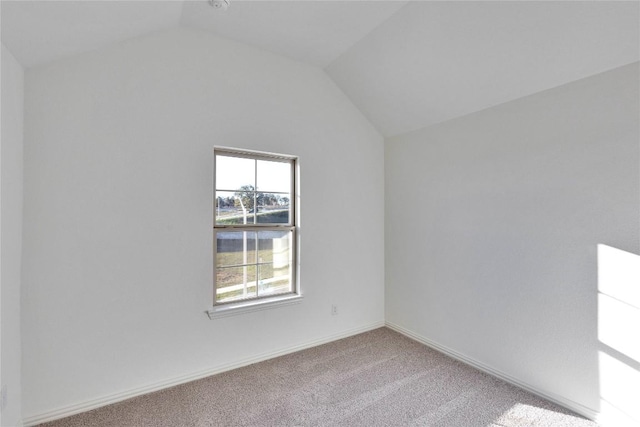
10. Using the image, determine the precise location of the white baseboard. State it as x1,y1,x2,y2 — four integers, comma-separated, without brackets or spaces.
385,321,599,422
22,320,385,427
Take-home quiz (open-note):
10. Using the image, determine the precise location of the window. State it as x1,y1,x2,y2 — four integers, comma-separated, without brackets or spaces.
213,148,297,307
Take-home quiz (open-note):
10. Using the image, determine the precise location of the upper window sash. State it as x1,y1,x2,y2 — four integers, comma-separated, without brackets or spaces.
214,148,296,228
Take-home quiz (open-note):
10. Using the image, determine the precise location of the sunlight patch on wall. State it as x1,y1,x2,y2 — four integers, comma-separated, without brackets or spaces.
598,352,640,426
597,244,640,308
597,244,640,427
598,293,640,363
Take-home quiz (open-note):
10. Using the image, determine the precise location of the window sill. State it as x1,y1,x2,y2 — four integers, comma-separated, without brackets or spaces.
207,294,303,319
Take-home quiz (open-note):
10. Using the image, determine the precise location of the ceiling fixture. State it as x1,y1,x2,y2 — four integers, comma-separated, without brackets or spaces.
209,0,230,11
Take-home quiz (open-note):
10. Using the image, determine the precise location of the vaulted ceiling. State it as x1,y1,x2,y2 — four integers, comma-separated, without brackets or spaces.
2,0,638,137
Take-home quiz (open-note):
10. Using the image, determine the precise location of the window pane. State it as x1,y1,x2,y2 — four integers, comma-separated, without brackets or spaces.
233,187,258,225
257,230,291,261
257,160,290,193
257,230,292,296
258,262,292,297
257,193,290,224
216,231,257,267
215,266,257,303
215,191,255,225
215,155,255,191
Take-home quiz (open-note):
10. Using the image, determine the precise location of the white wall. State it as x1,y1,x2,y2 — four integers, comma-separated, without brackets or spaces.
385,63,639,417
1,44,24,427
22,27,384,420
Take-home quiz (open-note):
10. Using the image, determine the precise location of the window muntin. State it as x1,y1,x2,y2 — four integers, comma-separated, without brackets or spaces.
214,149,296,305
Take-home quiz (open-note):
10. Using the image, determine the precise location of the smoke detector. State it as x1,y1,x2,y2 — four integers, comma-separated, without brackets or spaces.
209,0,230,10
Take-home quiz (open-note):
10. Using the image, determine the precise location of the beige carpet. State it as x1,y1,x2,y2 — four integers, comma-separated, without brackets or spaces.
40,327,597,427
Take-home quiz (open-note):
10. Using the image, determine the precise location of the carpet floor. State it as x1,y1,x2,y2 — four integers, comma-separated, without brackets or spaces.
40,327,598,427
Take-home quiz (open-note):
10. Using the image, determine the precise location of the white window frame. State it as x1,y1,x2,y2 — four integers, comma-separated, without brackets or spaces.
208,147,300,318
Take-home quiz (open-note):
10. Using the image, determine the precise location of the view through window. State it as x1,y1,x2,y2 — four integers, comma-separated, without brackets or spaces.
214,148,296,305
